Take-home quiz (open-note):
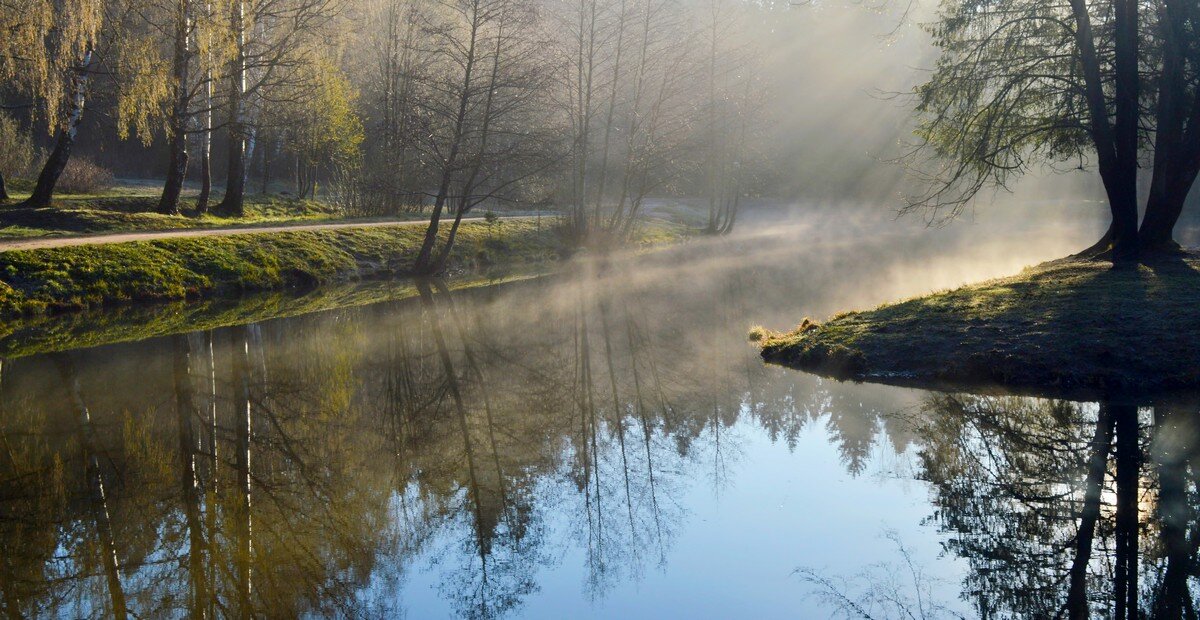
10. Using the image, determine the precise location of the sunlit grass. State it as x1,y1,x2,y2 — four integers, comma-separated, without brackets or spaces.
0,218,685,320
755,256,1200,397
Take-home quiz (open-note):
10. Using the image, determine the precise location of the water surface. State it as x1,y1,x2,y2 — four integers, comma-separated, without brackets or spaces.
1,206,1194,618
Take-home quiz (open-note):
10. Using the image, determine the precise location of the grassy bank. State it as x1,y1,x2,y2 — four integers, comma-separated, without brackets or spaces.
753,255,1200,399
0,218,682,320
0,193,357,239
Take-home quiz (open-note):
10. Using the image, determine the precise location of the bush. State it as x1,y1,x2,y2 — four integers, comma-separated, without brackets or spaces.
0,113,37,180
56,157,115,194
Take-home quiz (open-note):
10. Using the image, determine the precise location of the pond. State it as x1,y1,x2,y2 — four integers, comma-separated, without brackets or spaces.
0,205,1193,618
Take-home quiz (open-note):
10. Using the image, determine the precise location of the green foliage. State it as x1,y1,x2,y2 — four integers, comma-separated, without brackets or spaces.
910,0,1102,218
0,112,38,180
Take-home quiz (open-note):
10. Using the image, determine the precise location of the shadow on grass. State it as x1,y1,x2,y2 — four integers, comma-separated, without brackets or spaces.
759,255,1200,401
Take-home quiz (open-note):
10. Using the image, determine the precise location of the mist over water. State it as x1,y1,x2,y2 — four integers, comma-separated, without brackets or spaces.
0,207,1175,618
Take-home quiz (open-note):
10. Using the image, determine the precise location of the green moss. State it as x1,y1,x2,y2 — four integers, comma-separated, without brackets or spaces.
0,218,683,322
755,256,1200,399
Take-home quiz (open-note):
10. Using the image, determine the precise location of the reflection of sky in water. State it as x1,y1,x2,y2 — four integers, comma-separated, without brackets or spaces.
1,204,1190,618
394,404,970,618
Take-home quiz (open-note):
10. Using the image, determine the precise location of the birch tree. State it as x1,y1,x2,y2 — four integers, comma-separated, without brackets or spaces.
0,0,103,208
212,0,342,217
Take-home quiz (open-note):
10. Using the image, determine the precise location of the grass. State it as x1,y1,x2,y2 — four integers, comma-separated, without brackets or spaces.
754,254,1200,399
0,217,685,321
0,191,358,237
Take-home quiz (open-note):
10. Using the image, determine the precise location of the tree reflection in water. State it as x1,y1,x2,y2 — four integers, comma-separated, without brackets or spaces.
907,395,1199,619
0,262,1196,618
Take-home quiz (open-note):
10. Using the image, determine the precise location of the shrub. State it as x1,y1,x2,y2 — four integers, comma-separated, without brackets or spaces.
56,157,115,194
0,113,37,180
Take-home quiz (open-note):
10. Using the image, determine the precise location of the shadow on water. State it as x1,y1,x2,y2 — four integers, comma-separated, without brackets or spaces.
0,214,1197,618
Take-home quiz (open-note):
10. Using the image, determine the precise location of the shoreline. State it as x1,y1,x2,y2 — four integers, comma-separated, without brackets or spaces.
0,218,686,322
753,253,1200,402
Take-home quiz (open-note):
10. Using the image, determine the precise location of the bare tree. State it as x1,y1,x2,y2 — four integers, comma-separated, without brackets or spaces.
411,0,550,274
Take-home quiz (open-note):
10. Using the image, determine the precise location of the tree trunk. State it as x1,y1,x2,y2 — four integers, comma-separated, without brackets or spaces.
196,1,214,215
215,0,247,218
415,1,481,274
1110,0,1141,263
24,49,94,209
1066,404,1114,620
1140,0,1195,253
158,0,193,216
1068,0,1138,263
0,170,8,201
1112,404,1140,620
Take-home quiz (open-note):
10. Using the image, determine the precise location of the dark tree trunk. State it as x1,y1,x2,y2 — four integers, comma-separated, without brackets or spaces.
27,129,76,209
415,177,454,274
417,8,482,274
1110,0,1141,263
158,0,193,216
1066,405,1114,619
1112,404,1140,620
0,170,8,201
431,201,468,273
218,117,247,217
1069,0,1138,263
215,0,246,218
1140,0,1199,253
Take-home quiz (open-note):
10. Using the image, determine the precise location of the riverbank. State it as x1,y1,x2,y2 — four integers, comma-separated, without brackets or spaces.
752,254,1200,398
0,192,355,239
0,218,684,320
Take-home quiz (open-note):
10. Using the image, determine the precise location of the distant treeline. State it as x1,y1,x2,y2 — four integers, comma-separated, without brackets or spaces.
0,0,794,242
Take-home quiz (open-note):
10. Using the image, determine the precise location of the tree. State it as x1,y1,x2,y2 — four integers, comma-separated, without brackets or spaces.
550,0,701,243
157,0,199,214
195,0,216,214
0,0,103,208
910,0,1200,262
699,0,763,236
212,0,342,217
275,57,364,199
410,0,549,274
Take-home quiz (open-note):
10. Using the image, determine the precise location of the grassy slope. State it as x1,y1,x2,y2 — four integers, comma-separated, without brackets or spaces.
754,256,1200,398
0,219,552,317
0,217,683,320
0,194,357,239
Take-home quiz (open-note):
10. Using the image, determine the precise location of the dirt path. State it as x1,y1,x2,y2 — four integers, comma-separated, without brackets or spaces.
0,216,502,252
